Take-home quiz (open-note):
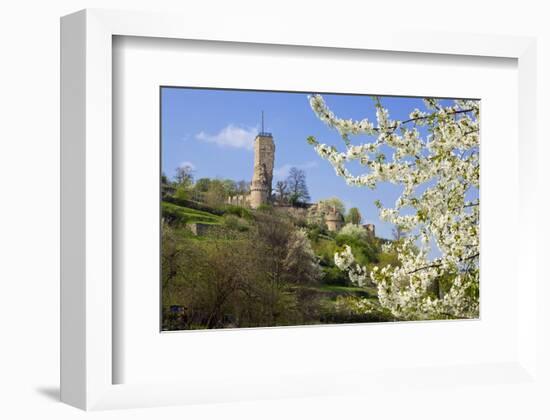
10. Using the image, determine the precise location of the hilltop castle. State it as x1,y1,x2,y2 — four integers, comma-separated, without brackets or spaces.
226,129,374,236
226,130,275,209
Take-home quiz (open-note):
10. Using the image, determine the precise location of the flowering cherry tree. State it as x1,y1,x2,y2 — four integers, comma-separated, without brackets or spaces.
307,95,479,320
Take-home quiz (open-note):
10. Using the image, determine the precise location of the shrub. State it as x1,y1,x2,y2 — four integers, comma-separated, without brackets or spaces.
161,201,188,225
338,223,369,240
335,231,380,265
312,239,338,266
222,204,253,220
307,225,323,242
321,296,395,323
174,185,191,201
321,266,349,286
257,204,273,212
222,214,249,232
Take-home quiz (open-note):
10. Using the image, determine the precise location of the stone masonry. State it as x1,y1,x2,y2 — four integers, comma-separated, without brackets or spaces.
249,132,275,209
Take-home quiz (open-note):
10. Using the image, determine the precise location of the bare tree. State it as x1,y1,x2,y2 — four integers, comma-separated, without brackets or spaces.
174,164,194,187
285,167,310,205
274,180,288,204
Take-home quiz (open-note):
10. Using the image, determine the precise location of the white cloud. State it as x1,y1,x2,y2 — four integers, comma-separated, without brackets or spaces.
273,161,318,179
195,124,258,150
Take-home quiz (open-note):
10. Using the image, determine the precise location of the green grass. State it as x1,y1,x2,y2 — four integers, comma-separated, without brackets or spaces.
162,201,222,225
295,284,377,300
318,284,377,298
318,284,369,294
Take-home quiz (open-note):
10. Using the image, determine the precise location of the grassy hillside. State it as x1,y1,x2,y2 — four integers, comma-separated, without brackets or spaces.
161,198,398,329
161,201,222,225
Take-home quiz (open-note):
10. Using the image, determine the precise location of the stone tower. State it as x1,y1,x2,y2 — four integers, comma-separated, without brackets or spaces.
250,131,275,209
325,207,344,232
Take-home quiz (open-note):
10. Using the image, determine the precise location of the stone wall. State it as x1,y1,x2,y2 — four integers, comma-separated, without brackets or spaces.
227,194,250,207
188,223,213,236
325,216,344,232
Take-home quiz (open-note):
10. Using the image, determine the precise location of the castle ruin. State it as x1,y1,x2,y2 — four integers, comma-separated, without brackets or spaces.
226,127,374,235
363,223,375,237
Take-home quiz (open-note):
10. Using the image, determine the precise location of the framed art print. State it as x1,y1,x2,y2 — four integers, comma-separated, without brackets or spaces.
159,87,480,331
61,8,546,414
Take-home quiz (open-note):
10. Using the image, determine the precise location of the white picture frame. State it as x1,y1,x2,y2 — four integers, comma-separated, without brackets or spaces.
61,8,544,412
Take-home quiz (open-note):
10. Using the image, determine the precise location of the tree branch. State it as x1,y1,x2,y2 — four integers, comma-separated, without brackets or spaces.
406,252,479,275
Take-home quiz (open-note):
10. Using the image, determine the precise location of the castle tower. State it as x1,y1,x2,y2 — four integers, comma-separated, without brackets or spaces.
250,131,275,209
325,207,344,232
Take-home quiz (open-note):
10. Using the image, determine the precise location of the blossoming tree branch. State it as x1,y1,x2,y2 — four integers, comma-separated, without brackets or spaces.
307,95,480,320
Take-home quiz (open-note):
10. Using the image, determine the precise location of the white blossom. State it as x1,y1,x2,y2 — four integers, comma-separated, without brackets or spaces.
334,245,369,287
308,95,480,320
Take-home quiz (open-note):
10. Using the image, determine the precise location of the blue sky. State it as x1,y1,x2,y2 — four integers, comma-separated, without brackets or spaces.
161,87,464,240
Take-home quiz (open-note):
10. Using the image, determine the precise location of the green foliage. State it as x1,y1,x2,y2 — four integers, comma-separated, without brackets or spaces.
190,177,247,206
321,265,349,286
164,195,224,215
257,203,273,212
335,233,378,266
194,177,211,192
338,223,369,240
222,214,249,232
317,284,374,297
162,211,324,330
326,295,395,323
203,179,228,207
376,251,400,268
311,238,338,266
317,197,345,215
309,237,350,286
174,185,191,201
306,224,328,242
222,204,253,220
346,207,362,225
161,187,401,330
161,202,221,226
